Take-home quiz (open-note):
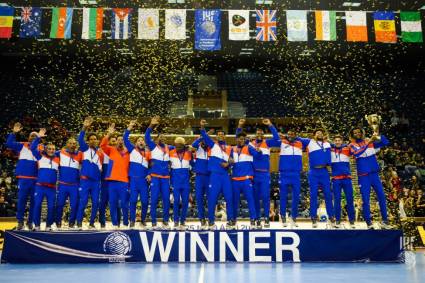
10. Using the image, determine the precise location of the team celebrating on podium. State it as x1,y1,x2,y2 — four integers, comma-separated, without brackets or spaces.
5,116,391,231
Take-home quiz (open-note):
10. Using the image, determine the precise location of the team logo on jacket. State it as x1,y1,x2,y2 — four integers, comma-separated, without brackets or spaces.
103,232,132,256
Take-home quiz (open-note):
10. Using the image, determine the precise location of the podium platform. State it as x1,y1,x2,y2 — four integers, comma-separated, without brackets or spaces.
1,224,403,263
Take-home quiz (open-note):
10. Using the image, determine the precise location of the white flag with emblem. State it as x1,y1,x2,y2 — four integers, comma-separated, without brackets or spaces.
138,9,159,40
165,9,186,40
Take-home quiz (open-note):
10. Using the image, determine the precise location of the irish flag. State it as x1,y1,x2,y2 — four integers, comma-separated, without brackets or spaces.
0,7,14,39
82,8,103,40
315,11,336,41
400,11,423,43
50,7,73,39
345,11,368,42
373,11,396,43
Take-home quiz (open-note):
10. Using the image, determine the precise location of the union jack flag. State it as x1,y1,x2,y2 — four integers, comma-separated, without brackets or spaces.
21,7,32,23
256,10,277,41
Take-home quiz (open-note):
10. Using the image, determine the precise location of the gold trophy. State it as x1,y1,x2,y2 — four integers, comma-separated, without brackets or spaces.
365,114,382,135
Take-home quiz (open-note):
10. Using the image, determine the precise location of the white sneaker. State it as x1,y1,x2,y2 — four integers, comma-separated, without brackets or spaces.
112,225,120,230
350,222,356,229
290,218,299,228
379,222,392,230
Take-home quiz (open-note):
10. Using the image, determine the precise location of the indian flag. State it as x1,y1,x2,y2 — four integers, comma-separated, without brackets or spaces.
50,7,73,39
315,11,336,41
82,8,103,40
400,11,423,43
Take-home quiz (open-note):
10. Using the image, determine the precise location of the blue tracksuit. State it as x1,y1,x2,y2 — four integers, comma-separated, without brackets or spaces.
349,135,390,223
77,131,103,225
305,139,334,219
236,127,275,220
145,127,171,224
30,137,59,227
55,149,82,225
331,145,355,222
124,130,150,223
169,147,193,223
192,137,209,220
5,133,38,225
200,129,234,223
270,126,304,219
231,143,262,221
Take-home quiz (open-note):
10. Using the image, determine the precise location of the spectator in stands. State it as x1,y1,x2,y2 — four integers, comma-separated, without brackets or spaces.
415,188,425,216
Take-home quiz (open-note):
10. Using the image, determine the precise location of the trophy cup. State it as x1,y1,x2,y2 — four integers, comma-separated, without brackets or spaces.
365,114,382,135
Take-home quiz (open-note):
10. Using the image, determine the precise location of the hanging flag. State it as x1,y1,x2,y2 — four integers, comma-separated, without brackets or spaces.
0,6,14,39
165,9,186,40
138,9,159,40
373,11,396,43
111,8,132,39
400,11,423,43
19,7,42,38
256,10,277,41
195,10,221,51
228,10,249,41
82,8,103,40
287,10,308,41
345,11,368,42
50,8,73,39
315,10,336,41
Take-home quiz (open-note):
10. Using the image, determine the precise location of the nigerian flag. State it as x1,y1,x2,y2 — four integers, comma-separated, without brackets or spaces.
400,12,423,43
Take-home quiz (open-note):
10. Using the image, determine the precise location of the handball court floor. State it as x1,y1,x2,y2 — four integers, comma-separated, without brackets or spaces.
1,221,424,283
0,252,423,283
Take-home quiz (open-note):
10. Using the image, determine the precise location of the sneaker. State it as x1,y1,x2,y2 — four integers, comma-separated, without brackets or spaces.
180,222,187,230
69,223,75,229
140,221,147,229
130,221,135,229
250,220,256,229
312,218,318,228
380,221,392,230
27,223,33,231
16,221,24,231
335,221,341,229
77,222,83,230
174,221,180,230
56,223,62,230
100,223,106,229
282,216,288,227
88,223,96,230
151,223,157,230
256,220,262,229
349,221,356,229
208,222,215,230
45,225,52,231
33,226,40,231
200,219,208,230
163,222,170,229
290,218,299,228
112,225,120,230
226,220,236,230
264,219,270,228
367,222,374,230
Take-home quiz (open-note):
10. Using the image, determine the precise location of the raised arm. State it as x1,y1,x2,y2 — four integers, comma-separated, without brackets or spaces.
30,128,46,160
199,120,215,148
373,134,390,149
236,118,245,137
123,120,136,152
79,116,93,152
100,123,116,155
145,117,159,150
5,122,24,152
262,119,281,147
191,137,202,149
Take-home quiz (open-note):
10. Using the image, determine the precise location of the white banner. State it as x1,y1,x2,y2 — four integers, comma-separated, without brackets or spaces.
165,9,186,40
137,9,159,40
228,10,250,41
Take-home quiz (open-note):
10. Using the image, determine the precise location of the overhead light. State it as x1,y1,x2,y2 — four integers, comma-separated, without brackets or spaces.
88,0,97,4
420,5,425,10
342,2,361,7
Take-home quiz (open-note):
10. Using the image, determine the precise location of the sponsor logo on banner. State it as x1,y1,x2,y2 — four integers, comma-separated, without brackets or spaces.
103,231,133,262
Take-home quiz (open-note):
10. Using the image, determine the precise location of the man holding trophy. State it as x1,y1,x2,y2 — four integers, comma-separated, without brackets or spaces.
349,114,391,229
